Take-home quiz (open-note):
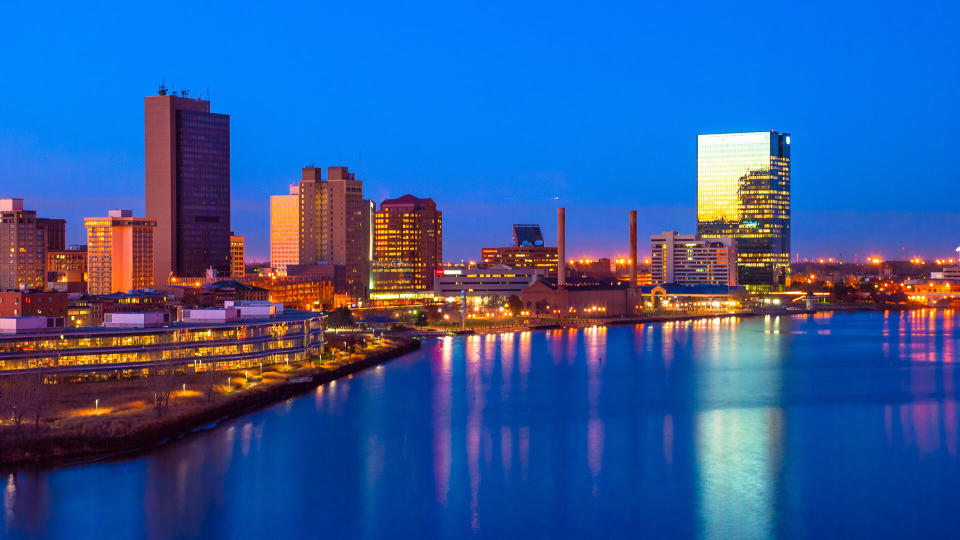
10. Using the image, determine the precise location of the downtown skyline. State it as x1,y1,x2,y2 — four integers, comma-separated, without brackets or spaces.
2,1,958,262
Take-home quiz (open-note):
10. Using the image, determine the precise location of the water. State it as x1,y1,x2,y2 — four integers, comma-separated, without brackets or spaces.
4,311,960,539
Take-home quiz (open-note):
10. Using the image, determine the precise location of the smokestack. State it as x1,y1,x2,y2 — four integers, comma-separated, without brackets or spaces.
557,207,566,289
629,210,637,287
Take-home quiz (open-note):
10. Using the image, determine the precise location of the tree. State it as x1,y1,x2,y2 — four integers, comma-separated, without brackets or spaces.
327,306,355,329
507,295,523,317
413,310,428,329
150,364,176,417
201,361,219,403
30,368,48,433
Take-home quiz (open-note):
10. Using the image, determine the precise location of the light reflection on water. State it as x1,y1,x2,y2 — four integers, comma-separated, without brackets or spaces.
3,311,960,539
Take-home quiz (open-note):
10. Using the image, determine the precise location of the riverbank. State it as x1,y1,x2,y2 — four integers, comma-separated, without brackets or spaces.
0,338,420,468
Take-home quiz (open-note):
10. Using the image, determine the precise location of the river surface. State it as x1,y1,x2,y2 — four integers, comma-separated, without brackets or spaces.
4,311,960,539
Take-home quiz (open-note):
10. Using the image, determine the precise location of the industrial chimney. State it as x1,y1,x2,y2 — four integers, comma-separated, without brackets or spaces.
629,210,637,287
557,207,566,288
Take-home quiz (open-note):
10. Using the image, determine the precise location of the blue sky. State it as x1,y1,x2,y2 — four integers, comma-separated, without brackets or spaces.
1,0,958,262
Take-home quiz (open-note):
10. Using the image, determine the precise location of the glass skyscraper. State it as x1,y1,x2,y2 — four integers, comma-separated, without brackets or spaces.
697,131,790,289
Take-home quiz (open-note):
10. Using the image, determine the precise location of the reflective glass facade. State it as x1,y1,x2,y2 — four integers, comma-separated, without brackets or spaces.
697,132,790,288
176,109,231,277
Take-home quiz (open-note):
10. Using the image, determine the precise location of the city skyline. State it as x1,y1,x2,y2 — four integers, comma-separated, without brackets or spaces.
3,2,959,262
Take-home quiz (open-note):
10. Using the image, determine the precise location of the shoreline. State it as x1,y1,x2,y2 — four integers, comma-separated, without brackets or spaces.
410,303,929,337
0,339,421,469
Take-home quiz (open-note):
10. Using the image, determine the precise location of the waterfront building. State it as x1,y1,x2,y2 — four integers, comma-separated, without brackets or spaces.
270,185,301,274
481,224,558,276
230,233,245,278
145,86,231,281
0,290,67,318
84,210,157,295
434,265,545,300
372,194,442,294
521,277,635,317
697,131,790,288
0,198,48,290
613,258,652,285
650,231,737,287
0,306,324,375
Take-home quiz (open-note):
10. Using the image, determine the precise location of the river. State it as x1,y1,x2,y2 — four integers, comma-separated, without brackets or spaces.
3,311,960,539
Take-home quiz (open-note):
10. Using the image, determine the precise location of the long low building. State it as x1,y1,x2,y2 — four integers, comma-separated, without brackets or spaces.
435,265,545,300
0,307,323,375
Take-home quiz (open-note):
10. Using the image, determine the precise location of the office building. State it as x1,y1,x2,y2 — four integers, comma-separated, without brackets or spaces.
650,231,737,286
276,166,372,300
0,307,324,375
230,233,245,278
84,210,157,295
324,167,372,300
697,131,790,288
0,198,47,290
481,224,558,276
270,185,300,274
435,265,545,300
372,194,442,293
145,86,231,282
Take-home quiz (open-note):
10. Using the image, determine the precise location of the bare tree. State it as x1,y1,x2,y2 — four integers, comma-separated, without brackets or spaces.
149,363,176,417
1,374,32,429
201,360,219,403
31,367,48,433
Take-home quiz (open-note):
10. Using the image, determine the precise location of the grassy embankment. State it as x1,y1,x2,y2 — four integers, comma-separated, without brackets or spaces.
0,336,419,466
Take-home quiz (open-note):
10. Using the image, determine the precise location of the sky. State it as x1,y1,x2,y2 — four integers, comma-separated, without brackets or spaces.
1,0,958,263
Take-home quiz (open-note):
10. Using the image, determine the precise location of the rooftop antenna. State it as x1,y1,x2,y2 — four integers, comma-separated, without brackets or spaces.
358,152,362,179
158,77,168,96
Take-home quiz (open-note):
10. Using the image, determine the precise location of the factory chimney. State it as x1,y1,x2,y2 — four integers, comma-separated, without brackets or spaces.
557,207,566,289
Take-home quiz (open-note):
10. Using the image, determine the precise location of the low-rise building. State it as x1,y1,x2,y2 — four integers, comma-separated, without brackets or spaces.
0,290,68,318
0,307,324,374
435,265,545,300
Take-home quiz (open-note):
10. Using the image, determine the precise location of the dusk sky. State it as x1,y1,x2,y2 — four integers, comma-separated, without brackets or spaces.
2,1,958,263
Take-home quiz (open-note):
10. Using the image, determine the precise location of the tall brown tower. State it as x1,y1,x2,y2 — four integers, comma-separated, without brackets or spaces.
145,86,230,282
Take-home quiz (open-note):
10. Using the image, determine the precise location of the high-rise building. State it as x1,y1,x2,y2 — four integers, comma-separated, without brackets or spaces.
229,233,245,278
270,185,300,274
650,231,737,286
84,210,156,295
697,131,790,288
372,194,442,292
0,198,47,290
325,167,373,300
272,166,372,300
145,86,231,282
